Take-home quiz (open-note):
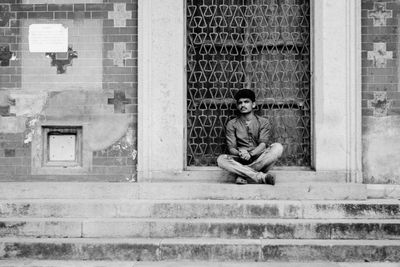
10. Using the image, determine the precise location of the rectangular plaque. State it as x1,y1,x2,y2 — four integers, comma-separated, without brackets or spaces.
29,24,68,52
49,135,76,161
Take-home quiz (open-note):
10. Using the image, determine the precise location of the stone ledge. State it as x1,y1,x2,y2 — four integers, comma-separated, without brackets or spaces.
0,182,367,200
367,184,400,199
139,169,349,183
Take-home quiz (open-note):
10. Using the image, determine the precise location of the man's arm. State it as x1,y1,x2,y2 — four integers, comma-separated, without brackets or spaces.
249,142,266,157
228,147,240,156
249,118,270,157
226,120,254,161
227,122,252,160
226,121,239,155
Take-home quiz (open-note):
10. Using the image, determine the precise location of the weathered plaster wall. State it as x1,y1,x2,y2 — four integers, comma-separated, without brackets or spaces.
0,1,138,181
363,116,400,183
362,0,400,184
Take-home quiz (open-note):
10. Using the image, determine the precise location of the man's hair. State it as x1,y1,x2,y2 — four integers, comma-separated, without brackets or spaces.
234,89,256,102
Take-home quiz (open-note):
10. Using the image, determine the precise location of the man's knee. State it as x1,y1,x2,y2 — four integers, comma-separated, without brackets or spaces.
217,154,229,167
270,143,284,158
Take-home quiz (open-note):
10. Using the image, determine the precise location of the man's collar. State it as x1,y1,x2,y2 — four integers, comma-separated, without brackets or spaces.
238,113,257,122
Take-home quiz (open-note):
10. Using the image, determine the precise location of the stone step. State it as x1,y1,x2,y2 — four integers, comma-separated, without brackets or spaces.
0,261,399,267
160,169,349,183
0,218,399,240
0,199,398,219
0,182,367,200
0,238,399,262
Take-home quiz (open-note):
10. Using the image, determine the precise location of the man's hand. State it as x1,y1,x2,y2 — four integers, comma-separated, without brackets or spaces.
239,149,251,161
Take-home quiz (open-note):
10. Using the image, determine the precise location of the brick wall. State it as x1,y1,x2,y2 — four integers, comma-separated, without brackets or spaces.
0,0,138,181
362,0,400,184
362,0,399,117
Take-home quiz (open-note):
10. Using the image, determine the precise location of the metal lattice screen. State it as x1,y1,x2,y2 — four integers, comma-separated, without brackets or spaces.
187,0,311,167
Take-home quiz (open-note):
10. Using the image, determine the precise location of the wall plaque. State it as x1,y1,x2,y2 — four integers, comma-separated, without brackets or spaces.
29,24,68,52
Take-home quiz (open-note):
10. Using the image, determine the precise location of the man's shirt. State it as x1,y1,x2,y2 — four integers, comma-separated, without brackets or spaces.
225,115,271,151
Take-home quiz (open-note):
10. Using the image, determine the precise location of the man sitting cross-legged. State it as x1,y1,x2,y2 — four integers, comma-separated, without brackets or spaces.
217,89,283,185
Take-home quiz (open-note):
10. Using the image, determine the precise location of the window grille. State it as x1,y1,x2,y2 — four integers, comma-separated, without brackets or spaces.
187,0,311,167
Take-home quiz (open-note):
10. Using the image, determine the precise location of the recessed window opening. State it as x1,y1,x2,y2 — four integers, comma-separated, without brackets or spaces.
42,126,82,168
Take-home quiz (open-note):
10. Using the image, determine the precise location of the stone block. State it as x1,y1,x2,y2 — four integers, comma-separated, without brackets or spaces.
0,183,140,199
116,201,154,218
0,220,81,238
303,201,400,219
0,200,123,218
0,238,161,261
367,184,400,199
82,220,150,238
159,239,261,261
329,222,393,240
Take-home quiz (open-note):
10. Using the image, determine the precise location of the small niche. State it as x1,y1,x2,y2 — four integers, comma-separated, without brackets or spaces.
42,126,82,167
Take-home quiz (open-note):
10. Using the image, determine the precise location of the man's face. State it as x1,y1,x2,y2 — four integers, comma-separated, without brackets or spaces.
237,98,256,114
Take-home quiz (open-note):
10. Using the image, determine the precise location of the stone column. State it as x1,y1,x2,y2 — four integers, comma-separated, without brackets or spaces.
138,0,185,180
313,0,362,182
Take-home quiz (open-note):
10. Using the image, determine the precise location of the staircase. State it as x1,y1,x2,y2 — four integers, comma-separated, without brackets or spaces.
0,182,399,266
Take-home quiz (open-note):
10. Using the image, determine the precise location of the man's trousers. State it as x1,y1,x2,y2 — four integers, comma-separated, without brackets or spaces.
217,143,283,183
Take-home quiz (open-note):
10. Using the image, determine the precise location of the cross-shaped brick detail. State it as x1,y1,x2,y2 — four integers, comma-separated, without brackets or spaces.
0,45,15,66
108,3,132,27
368,2,392,27
108,42,131,67
368,91,390,117
45,46,78,74
367,43,393,68
108,90,133,113
0,4,11,27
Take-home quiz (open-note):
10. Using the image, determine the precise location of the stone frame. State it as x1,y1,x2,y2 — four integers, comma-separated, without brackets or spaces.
42,126,82,168
137,0,363,183
31,121,92,175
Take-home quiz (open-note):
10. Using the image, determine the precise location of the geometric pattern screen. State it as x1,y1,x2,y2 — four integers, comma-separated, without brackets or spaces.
187,0,311,167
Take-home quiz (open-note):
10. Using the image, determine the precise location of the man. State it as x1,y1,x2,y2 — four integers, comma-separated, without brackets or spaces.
217,89,283,185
